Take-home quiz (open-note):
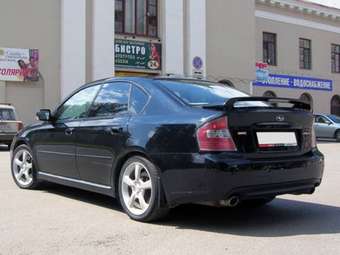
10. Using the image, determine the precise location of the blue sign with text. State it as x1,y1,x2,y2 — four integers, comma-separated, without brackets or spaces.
253,74,333,92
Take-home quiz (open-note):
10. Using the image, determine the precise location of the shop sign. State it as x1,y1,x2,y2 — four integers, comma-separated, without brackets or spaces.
256,62,269,82
115,39,162,72
253,74,333,92
0,48,39,82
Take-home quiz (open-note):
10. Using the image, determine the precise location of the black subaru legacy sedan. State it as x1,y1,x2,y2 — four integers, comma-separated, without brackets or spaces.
10,77,324,222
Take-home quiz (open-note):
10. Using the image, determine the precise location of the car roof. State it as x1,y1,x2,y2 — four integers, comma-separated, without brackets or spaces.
0,104,15,110
82,76,214,87
76,76,218,95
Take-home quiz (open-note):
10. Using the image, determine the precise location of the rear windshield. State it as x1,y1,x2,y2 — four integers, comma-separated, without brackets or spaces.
0,109,15,121
158,80,249,106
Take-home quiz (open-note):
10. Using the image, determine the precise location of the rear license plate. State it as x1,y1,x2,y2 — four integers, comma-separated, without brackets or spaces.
256,132,297,148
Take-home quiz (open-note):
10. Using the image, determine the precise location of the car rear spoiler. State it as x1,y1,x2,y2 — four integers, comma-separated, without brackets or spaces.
224,97,312,112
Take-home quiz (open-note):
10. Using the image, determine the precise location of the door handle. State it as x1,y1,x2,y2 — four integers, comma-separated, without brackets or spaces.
65,128,74,136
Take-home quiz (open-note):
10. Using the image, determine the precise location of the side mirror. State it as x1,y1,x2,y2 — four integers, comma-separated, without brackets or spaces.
328,122,333,126
36,109,52,121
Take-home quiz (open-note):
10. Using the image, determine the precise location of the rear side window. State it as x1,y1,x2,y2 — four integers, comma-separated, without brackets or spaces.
130,86,149,114
89,82,130,117
0,109,15,121
158,80,249,106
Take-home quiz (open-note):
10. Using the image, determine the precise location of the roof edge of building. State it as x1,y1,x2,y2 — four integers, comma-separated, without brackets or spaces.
256,0,340,21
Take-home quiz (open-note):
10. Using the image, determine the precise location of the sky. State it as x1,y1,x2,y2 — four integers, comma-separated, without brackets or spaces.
306,0,340,9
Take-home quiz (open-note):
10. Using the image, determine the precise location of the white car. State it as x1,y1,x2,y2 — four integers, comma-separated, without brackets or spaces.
0,104,23,147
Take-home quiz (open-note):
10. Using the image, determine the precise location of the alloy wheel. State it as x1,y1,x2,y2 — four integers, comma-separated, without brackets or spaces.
121,162,153,216
13,149,34,186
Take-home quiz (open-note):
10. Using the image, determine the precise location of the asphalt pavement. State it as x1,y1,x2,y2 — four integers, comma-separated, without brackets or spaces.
1,142,340,255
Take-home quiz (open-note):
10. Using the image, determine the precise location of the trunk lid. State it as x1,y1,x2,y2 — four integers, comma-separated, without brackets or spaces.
206,97,314,158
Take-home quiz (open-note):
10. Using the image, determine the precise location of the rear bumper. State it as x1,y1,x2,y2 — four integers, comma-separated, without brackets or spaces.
151,149,324,207
0,133,15,143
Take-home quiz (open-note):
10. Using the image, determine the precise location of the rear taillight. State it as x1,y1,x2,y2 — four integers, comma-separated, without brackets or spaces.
17,122,24,132
197,116,237,152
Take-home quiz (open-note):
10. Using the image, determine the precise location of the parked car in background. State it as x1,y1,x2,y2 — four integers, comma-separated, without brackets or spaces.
10,77,324,222
0,104,23,147
314,114,340,141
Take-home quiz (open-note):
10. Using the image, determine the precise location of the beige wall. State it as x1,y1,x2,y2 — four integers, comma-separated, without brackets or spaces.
206,0,256,93
255,4,340,114
0,0,61,124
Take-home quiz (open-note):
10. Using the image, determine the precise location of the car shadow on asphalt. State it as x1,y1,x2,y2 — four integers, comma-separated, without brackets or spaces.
41,183,340,237
40,183,122,212
163,198,340,237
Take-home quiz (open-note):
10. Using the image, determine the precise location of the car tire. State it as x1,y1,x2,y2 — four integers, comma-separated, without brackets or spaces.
118,156,169,222
11,145,40,189
240,197,275,208
335,130,340,142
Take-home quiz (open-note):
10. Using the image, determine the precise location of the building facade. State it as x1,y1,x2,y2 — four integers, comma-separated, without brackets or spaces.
253,0,340,116
0,0,340,124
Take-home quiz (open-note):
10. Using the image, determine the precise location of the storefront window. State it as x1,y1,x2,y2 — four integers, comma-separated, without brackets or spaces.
115,0,158,37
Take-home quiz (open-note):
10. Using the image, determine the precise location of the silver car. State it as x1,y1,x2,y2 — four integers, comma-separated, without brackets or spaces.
314,114,340,141
0,104,23,147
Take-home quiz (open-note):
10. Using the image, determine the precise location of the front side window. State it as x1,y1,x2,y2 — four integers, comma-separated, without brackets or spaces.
300,38,312,70
115,0,158,37
263,32,277,66
89,83,130,118
332,44,340,73
57,86,100,122
315,116,330,124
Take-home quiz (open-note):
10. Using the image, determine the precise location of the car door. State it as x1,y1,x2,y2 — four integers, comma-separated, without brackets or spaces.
314,115,332,138
75,82,132,186
34,85,100,179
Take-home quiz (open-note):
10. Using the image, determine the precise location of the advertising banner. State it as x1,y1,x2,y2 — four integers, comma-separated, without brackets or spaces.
253,74,333,92
115,39,162,72
255,62,269,82
0,48,39,82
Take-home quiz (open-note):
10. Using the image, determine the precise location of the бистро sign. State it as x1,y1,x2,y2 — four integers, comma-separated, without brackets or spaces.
115,39,162,72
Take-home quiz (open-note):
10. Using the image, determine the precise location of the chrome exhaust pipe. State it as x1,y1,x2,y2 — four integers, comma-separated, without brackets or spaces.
195,196,241,208
221,196,240,208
